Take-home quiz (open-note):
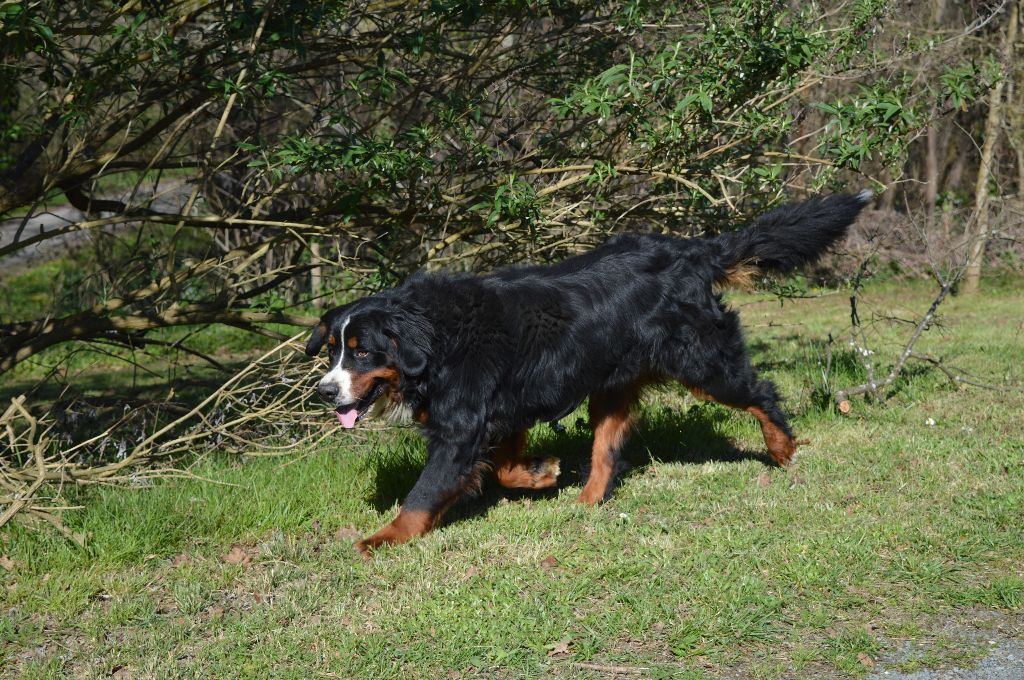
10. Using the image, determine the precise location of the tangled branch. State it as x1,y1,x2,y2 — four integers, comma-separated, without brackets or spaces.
0,334,352,537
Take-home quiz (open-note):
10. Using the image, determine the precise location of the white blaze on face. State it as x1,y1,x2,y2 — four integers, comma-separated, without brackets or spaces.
318,316,356,404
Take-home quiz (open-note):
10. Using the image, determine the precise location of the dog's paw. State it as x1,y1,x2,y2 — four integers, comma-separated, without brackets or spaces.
532,456,560,488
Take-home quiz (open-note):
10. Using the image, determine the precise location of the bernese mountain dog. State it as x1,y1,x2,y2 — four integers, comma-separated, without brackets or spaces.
306,192,871,554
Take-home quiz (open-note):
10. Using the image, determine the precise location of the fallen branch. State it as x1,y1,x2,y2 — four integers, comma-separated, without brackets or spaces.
0,305,317,375
834,275,955,411
0,333,362,538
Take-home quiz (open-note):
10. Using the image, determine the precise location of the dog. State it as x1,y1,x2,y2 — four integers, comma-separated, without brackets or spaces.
305,192,871,554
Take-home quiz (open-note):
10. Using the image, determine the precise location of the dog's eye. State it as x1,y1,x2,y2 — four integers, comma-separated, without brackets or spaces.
355,349,369,358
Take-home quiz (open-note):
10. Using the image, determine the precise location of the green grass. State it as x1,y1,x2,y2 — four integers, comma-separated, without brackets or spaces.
2,277,1023,678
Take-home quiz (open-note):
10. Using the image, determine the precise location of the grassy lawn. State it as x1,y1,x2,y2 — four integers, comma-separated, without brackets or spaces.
2,277,1023,678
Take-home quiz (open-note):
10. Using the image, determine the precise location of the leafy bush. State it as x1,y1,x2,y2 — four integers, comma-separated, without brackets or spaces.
0,1,990,369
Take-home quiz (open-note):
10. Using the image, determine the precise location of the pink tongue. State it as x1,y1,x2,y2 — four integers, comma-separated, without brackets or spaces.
336,408,359,429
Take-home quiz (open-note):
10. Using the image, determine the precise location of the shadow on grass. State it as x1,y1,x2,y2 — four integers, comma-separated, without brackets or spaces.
1,360,241,452
365,401,773,528
745,335,807,372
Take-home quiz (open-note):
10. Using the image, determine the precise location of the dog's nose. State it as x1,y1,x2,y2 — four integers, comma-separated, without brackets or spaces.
317,382,338,402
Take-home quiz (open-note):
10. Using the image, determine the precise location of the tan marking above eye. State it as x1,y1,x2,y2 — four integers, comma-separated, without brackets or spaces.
327,335,336,346
347,335,358,349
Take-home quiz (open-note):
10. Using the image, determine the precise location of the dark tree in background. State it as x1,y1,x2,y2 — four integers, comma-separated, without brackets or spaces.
0,0,1013,374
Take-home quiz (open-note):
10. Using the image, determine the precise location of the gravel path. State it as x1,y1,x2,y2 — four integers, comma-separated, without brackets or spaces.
1,184,191,275
1,205,92,271
870,639,1024,679
869,610,1024,680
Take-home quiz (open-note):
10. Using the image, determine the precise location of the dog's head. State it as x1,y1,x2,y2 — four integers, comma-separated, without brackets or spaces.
305,297,431,428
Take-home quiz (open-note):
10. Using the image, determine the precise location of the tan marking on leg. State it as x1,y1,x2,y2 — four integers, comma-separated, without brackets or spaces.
578,394,635,505
689,386,797,466
355,510,435,555
355,460,488,557
491,432,560,490
748,407,797,466
689,387,717,403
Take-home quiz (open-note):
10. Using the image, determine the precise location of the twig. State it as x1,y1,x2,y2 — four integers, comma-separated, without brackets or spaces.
0,334,346,538
909,352,1020,392
835,274,956,409
573,662,649,675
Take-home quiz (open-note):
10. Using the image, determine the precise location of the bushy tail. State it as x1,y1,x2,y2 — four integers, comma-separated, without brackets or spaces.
715,191,872,286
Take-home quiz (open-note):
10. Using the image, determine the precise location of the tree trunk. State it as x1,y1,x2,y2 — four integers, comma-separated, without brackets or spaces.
1018,145,1024,198
964,0,1019,294
925,110,939,229
939,135,967,240
924,0,946,229
1009,78,1024,197
877,166,897,211
310,240,322,300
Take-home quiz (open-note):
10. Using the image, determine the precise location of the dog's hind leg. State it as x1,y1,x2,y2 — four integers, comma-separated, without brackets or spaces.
578,387,640,505
667,307,798,466
491,431,561,490
688,377,797,466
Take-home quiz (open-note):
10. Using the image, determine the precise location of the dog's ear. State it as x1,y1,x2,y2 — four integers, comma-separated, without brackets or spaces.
389,334,429,377
305,321,329,356
384,309,432,377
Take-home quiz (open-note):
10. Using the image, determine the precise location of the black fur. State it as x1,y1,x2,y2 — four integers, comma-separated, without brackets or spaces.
307,192,870,552
716,191,871,273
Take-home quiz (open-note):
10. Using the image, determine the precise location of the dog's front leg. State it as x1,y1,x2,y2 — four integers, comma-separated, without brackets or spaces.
354,508,439,555
356,419,485,555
